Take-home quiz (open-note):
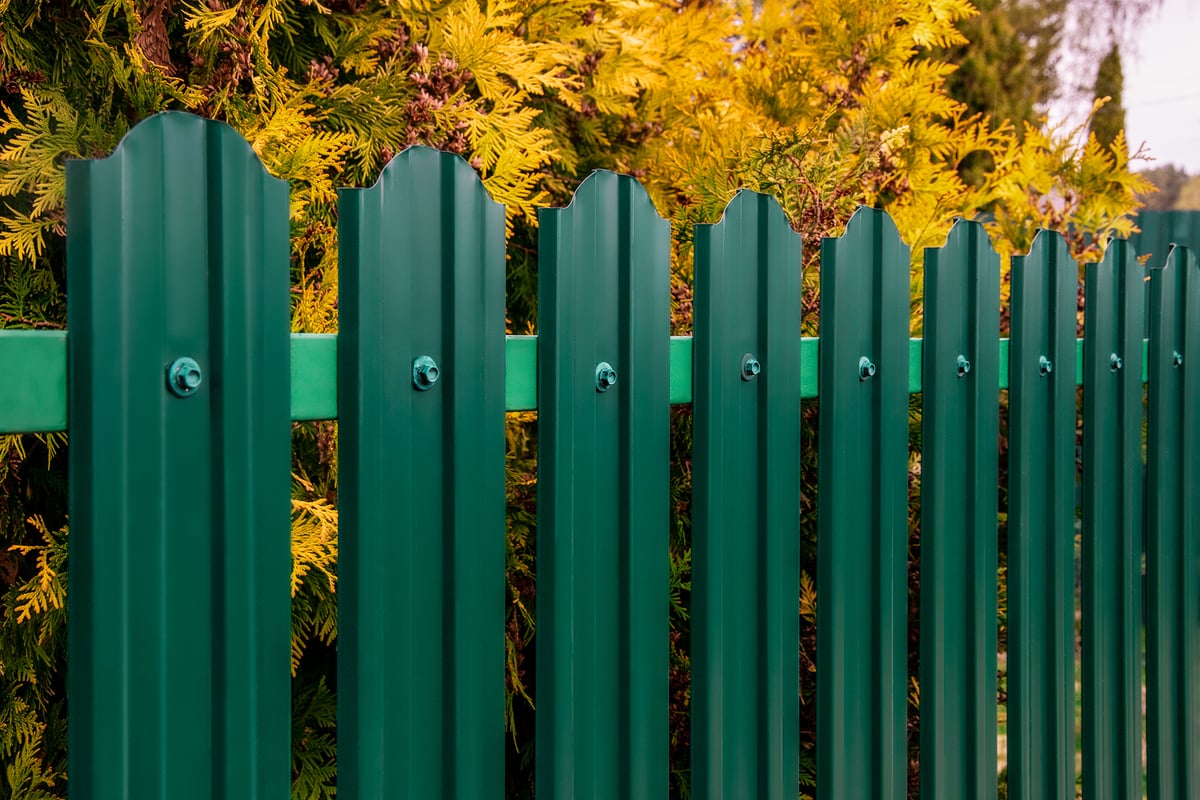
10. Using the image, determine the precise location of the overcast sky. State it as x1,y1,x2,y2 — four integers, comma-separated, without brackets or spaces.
1119,0,1200,172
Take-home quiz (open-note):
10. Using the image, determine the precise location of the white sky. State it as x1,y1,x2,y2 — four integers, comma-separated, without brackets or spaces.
1118,0,1200,172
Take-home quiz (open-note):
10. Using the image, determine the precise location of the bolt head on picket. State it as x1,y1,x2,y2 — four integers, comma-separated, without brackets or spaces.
595,362,617,393
956,354,971,378
741,353,761,381
1172,350,1184,368
859,356,876,381
1039,356,1053,377
412,355,440,391
1110,353,1123,372
167,357,203,398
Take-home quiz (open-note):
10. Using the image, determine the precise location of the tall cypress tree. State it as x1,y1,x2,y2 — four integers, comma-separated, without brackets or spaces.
1090,45,1127,150
940,0,1067,129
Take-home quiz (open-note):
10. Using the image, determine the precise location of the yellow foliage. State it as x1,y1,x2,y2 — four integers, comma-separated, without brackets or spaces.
8,517,66,625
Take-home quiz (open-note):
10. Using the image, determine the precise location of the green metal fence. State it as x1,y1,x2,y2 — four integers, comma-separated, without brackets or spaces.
0,111,1197,799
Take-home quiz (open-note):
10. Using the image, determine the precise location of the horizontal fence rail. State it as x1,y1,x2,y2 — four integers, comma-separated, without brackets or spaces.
0,332,1156,430
1,112,1198,799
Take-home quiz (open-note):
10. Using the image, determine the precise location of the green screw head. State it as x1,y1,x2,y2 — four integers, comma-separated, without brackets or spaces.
413,355,440,391
1110,353,1123,372
859,356,876,381
956,354,972,378
167,357,203,398
741,353,761,381
1172,350,1184,368
1039,356,1053,376
595,361,617,393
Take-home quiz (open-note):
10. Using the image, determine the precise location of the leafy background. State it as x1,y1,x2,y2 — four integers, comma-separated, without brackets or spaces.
0,0,1153,796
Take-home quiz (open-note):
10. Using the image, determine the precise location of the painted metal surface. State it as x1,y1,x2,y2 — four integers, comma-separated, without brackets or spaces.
919,220,1000,799
0,329,66,432
505,335,689,410
1132,210,1200,270
336,147,506,798
1006,230,1077,800
0,332,1156,431
65,112,292,799
290,333,337,419
1145,243,1200,800
506,335,538,410
692,191,802,798
1081,238,1145,800
536,171,670,799
816,207,911,799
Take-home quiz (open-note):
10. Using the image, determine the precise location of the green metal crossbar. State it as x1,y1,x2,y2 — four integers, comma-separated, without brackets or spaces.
0,331,1153,432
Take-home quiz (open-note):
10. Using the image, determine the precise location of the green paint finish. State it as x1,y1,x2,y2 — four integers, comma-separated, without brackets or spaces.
536,171,670,799
1000,338,1009,389
505,335,687,411
1006,230,1078,800
1145,244,1200,800
919,220,1001,799
65,112,292,800
0,332,1156,430
801,337,818,396
291,333,337,419
337,147,506,798
669,336,693,403
909,338,923,394
816,207,911,799
1081,239,1145,800
0,330,66,432
1132,210,1200,271
692,191,801,798
506,335,538,410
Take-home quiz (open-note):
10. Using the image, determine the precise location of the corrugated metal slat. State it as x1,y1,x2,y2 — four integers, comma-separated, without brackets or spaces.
1006,230,1077,800
692,191,802,798
536,171,671,799
65,111,292,800
816,207,910,799
1145,243,1200,799
336,146,506,797
1080,238,1145,799
919,220,1001,799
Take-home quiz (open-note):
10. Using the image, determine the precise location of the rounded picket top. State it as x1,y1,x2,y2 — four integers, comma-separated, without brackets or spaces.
706,187,796,230
343,144,504,215
1087,236,1146,301
1022,226,1074,260
835,204,906,244
926,217,1001,258
67,110,288,192
1156,241,1197,275
540,168,666,223
819,206,912,303
1130,210,1200,272
923,218,1002,340
1011,228,1077,317
1096,232,1141,266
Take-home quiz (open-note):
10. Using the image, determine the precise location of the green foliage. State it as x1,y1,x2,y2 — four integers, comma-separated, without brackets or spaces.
1136,164,1191,210
0,0,1153,796
290,677,337,800
1089,45,1126,152
0,437,67,800
939,0,1066,130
